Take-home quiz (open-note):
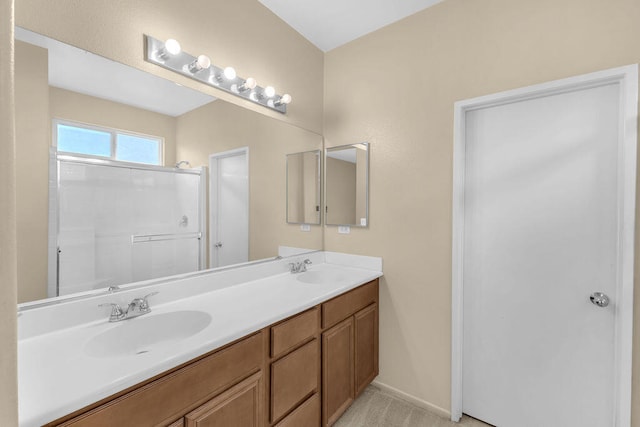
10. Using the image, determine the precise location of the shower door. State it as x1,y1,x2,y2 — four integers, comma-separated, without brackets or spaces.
51,156,206,297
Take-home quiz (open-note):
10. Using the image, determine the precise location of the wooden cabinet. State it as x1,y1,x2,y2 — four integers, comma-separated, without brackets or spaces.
184,372,263,427
269,308,320,425
322,281,378,329
321,280,379,427
271,307,319,359
354,303,378,396
322,317,354,426
49,279,378,427
52,332,265,427
270,339,319,422
274,394,320,427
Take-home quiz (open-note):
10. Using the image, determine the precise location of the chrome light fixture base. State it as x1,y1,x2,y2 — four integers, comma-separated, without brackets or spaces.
144,35,288,114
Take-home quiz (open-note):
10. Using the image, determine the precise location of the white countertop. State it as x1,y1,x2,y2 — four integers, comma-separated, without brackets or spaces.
18,253,382,426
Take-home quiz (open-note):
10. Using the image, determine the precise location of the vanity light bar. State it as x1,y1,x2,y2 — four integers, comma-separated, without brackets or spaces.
144,35,291,114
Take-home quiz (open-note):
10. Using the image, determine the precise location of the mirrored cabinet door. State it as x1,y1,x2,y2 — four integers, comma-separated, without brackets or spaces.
286,150,321,225
325,142,369,227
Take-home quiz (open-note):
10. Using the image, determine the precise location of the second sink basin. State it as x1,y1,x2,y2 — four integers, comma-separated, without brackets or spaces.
85,310,212,358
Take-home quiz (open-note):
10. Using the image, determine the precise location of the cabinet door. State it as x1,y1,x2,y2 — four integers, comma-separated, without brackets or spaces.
354,303,378,396
185,372,263,427
322,317,354,427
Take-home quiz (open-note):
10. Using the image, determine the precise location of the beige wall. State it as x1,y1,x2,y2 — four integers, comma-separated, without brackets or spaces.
324,0,640,418
50,87,178,166
15,40,49,303
15,0,324,134
176,100,323,261
0,0,18,423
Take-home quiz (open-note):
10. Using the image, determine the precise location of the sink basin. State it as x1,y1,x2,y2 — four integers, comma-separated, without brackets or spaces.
85,310,212,358
297,269,347,284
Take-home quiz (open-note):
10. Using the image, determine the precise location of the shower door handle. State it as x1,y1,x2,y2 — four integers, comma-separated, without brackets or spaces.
214,242,223,248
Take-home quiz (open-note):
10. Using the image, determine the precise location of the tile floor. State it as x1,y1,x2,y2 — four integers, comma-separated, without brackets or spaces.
334,385,492,427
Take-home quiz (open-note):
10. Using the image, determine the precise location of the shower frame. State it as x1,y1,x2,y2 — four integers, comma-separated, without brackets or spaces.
47,150,207,298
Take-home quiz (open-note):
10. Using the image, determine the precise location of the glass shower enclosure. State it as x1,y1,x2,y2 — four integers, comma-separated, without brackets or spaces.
48,154,207,297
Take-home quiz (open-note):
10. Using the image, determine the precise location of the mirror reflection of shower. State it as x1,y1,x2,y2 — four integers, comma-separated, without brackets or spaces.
49,155,206,297
175,160,191,168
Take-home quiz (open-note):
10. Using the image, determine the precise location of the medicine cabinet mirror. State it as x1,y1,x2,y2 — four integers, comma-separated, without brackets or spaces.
286,150,321,225
325,142,369,227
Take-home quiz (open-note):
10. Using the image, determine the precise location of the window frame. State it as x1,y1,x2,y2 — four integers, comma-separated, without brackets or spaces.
52,118,165,166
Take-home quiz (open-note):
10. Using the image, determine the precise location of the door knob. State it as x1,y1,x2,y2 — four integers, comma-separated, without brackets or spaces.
214,242,223,248
589,292,610,308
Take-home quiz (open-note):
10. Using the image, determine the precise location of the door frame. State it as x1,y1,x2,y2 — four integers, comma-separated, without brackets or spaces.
208,147,249,269
451,65,638,425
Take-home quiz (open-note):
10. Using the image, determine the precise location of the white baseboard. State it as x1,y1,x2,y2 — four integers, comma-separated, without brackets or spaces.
371,380,451,420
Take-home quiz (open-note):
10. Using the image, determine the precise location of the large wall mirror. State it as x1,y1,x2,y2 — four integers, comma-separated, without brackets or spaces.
286,150,321,225
15,27,323,306
325,143,369,227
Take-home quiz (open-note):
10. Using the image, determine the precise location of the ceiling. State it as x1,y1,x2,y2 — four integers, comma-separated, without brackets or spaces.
258,0,445,52
15,27,215,117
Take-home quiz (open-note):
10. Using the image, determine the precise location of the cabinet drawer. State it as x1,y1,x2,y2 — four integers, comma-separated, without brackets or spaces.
58,332,263,426
271,339,319,422
184,371,263,427
274,393,320,427
322,280,378,329
271,307,319,358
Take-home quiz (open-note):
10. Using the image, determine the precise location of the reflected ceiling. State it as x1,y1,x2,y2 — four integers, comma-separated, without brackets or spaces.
15,27,215,117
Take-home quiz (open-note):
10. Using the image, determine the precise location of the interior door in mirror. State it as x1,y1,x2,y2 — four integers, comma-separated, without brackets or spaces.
325,143,369,227
286,150,321,225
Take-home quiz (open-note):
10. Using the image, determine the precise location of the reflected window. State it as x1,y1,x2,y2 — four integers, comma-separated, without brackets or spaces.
55,120,163,165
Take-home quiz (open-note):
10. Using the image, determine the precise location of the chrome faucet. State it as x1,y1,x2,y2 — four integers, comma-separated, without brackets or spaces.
99,292,159,322
289,259,312,273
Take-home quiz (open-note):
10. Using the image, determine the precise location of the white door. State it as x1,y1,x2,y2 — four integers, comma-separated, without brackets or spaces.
209,148,249,268
453,66,637,427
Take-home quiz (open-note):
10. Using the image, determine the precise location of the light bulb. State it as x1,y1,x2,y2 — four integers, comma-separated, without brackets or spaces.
264,86,276,98
223,66,237,80
196,54,211,69
274,93,292,107
244,77,257,90
164,39,181,55
156,38,181,60
188,54,211,73
234,77,257,93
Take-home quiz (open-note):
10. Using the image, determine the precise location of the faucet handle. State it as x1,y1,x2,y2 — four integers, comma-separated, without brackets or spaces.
300,259,312,272
140,292,159,311
99,303,125,322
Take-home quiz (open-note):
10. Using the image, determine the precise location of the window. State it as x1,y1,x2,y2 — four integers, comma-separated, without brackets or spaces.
54,120,163,166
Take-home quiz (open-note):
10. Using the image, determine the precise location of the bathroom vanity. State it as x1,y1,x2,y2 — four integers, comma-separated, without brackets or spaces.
18,252,382,427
